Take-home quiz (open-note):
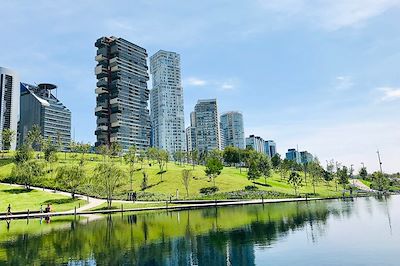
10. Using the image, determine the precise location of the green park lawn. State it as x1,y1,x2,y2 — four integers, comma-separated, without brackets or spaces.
0,152,344,201
0,184,86,213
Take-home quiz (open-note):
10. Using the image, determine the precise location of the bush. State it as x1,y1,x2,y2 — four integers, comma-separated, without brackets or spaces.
199,186,219,195
245,185,258,191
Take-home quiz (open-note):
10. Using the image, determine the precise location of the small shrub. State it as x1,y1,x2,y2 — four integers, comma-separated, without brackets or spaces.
199,186,219,195
245,185,258,191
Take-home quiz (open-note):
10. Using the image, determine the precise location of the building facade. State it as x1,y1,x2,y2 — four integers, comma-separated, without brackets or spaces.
150,50,185,155
286,148,301,164
220,111,245,149
19,83,71,150
95,36,151,151
300,151,314,164
192,99,221,153
245,135,265,154
0,67,19,150
264,140,277,157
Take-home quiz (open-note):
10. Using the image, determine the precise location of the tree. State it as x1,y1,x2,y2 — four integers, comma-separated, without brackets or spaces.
190,149,199,170
173,150,184,165
43,137,59,181
93,162,126,208
11,160,44,189
359,167,368,180
27,125,43,152
247,152,261,181
110,142,122,157
288,171,302,195
138,150,146,169
57,164,85,198
279,159,290,180
371,171,389,192
205,152,224,186
223,146,240,166
271,153,281,169
141,171,148,191
309,161,322,194
337,166,349,189
14,144,34,163
146,147,158,163
97,145,110,162
155,148,169,182
1,129,16,152
124,145,137,191
181,169,192,197
259,154,272,185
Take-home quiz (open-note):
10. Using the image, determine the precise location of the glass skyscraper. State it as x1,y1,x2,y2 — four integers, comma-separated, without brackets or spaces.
19,83,71,150
95,36,151,151
220,111,245,149
150,50,185,155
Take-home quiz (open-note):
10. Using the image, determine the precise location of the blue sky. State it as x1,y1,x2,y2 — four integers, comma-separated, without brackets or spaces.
1,0,399,173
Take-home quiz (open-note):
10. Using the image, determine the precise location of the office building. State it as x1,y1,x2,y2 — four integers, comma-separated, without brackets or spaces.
0,67,19,150
95,36,150,151
264,140,277,157
245,135,265,153
150,50,185,154
300,151,314,164
220,111,245,149
192,99,221,152
286,148,301,164
186,126,196,152
19,83,71,150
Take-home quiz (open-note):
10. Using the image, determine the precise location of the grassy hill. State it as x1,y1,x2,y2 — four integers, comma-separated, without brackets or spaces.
0,151,344,200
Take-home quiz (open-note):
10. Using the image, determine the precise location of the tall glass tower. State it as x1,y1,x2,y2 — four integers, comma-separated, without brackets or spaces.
0,67,20,150
150,50,185,155
220,111,245,149
95,36,151,151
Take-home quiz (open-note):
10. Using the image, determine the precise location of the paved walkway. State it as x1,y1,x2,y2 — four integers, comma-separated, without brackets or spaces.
0,197,324,220
350,179,374,192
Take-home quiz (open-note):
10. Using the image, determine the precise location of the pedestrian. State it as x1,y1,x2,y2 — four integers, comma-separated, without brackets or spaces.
40,205,43,213
6,204,11,215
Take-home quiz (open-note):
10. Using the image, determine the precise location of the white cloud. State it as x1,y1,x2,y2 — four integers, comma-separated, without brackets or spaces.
257,0,400,30
186,77,207,86
335,76,354,91
220,83,235,90
377,87,400,101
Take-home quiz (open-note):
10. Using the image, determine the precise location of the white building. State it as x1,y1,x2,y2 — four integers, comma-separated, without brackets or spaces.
0,67,19,150
150,50,185,155
245,135,265,154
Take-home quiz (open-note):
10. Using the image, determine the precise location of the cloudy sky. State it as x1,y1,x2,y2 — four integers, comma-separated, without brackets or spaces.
1,0,399,173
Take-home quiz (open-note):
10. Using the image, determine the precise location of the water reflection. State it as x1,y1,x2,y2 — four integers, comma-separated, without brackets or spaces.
0,196,398,265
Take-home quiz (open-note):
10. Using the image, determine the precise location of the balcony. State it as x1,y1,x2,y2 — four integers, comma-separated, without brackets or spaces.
96,125,108,131
95,65,107,75
110,98,118,105
96,77,108,87
95,54,106,62
95,105,107,113
95,87,108,94
111,121,120,128
110,65,119,72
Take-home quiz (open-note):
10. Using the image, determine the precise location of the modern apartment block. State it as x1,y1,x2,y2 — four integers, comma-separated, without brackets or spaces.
300,151,314,164
220,111,245,149
191,99,221,153
0,67,19,150
19,83,71,150
95,36,151,151
245,135,265,153
286,148,301,164
150,50,185,155
265,140,277,157
185,126,196,152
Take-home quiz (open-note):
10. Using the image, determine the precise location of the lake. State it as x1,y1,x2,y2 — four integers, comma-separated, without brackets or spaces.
1,196,399,265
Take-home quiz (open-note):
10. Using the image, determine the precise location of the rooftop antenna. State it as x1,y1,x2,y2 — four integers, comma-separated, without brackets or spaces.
377,150,383,173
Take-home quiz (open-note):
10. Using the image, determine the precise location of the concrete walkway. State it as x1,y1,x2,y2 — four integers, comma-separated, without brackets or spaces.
350,179,374,192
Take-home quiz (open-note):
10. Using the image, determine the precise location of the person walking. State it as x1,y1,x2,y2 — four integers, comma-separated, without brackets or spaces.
6,204,11,215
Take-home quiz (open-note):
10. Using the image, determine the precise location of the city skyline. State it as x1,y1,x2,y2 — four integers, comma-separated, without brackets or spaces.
1,1,399,172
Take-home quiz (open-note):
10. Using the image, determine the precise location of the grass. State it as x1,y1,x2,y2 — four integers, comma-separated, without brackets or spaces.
0,184,86,213
90,202,170,211
0,152,346,201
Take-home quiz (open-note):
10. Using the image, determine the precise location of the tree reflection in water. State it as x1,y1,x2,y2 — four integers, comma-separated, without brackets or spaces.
0,199,351,265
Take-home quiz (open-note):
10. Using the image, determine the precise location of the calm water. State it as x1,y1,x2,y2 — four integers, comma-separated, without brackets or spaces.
1,196,399,265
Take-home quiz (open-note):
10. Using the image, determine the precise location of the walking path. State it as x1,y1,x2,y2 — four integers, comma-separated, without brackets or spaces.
0,197,324,220
349,179,374,192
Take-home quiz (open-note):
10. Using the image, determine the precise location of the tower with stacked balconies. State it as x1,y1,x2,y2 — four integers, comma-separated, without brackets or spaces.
94,36,151,150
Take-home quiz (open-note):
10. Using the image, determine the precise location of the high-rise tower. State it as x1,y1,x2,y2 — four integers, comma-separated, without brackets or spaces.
0,67,20,150
220,111,245,149
150,50,185,154
95,36,151,150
